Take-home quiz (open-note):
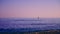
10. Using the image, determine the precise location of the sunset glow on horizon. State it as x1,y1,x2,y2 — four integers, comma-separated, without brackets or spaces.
0,0,60,18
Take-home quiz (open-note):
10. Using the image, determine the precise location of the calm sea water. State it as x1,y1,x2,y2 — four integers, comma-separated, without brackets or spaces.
0,18,60,32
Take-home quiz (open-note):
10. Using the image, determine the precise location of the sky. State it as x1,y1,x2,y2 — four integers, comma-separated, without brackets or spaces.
0,0,60,18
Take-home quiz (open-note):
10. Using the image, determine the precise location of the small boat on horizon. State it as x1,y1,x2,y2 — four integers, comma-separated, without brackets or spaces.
14,17,41,21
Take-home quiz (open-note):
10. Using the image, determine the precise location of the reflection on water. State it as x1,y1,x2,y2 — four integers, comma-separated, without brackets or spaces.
0,18,60,32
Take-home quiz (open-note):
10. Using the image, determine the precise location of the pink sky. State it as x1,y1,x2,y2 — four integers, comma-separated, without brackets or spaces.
0,0,60,18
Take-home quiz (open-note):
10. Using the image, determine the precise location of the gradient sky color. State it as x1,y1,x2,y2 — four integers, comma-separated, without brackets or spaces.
0,0,60,18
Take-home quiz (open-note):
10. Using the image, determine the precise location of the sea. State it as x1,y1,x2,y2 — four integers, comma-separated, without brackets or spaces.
0,18,60,32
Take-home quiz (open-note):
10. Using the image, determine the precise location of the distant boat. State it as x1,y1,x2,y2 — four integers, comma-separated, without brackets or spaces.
14,17,41,21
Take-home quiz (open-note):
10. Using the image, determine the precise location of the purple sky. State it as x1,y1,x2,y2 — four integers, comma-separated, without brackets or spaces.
0,0,60,18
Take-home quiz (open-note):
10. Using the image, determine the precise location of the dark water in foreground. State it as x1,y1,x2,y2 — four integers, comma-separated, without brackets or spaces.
0,18,60,32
